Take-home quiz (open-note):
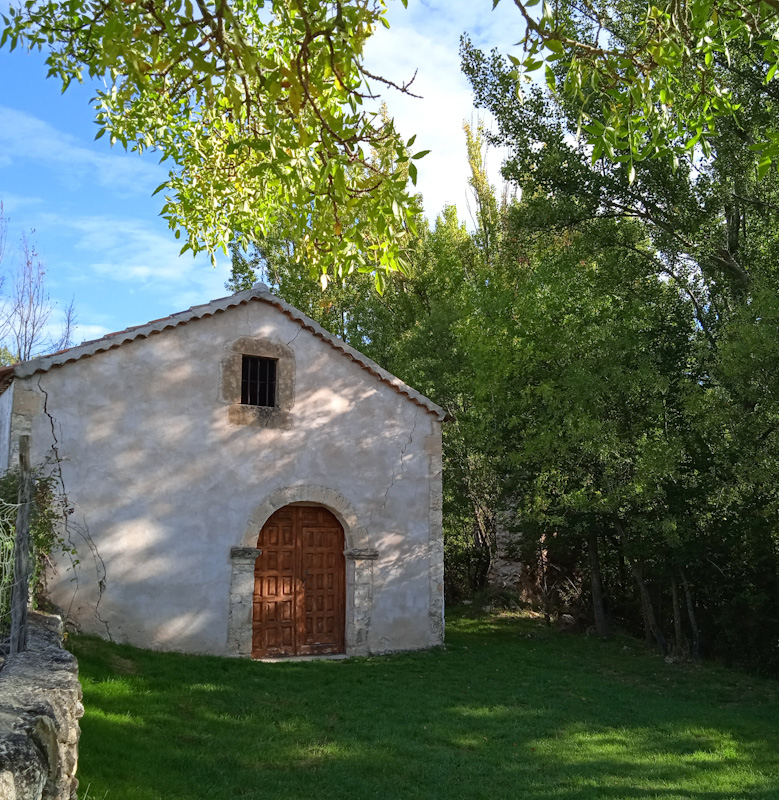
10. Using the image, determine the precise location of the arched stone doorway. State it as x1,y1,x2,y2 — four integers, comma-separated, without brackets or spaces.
252,505,345,658
226,486,378,658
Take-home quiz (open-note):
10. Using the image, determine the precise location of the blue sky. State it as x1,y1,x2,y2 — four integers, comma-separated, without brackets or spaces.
0,0,520,345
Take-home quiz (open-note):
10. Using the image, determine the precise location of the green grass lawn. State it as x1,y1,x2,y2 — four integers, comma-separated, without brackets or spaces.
70,610,779,800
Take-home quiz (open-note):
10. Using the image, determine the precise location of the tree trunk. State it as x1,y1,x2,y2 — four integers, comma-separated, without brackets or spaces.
471,505,492,592
540,541,551,627
613,516,652,645
587,530,608,638
670,575,686,658
680,570,700,659
617,544,628,596
630,560,668,654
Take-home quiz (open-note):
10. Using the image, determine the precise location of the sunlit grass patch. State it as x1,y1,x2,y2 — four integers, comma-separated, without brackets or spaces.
71,611,779,800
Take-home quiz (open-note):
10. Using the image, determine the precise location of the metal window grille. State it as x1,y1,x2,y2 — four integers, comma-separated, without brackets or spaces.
241,356,277,407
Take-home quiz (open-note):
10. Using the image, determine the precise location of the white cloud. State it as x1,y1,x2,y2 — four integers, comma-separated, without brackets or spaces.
60,213,230,292
17,211,233,335
0,193,45,216
73,323,114,343
363,0,521,223
37,214,224,286
0,107,164,195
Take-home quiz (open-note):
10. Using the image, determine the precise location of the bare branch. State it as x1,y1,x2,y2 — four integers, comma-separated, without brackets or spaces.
0,227,77,361
10,233,51,362
361,67,423,99
51,298,77,354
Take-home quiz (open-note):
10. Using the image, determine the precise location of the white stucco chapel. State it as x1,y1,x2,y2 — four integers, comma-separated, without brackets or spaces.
0,283,446,658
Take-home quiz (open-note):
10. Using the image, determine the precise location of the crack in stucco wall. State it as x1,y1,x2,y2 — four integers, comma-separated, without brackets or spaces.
36,377,112,642
285,327,303,347
369,407,420,531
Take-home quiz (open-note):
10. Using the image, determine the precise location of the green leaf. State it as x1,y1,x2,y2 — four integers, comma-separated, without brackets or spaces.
408,162,418,185
374,269,387,294
684,132,701,150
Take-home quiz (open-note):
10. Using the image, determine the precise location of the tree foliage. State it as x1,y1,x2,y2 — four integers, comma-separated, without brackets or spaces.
460,29,779,670
495,0,779,176
0,466,73,608
1,0,424,284
234,94,779,670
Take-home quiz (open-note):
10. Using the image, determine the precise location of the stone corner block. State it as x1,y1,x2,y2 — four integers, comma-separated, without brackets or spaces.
424,435,443,455
230,547,262,560
344,548,378,561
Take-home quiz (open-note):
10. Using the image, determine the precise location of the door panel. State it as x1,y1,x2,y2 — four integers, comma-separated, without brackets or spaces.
299,522,345,654
252,509,297,656
252,506,345,658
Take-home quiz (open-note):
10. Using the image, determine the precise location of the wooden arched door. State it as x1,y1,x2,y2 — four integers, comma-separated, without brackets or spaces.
252,505,345,658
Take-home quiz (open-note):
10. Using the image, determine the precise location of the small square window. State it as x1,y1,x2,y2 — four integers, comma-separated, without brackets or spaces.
224,339,293,428
241,356,277,407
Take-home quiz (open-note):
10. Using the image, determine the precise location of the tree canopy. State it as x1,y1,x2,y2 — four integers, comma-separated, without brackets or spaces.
1,0,425,284
228,101,779,671
496,0,779,176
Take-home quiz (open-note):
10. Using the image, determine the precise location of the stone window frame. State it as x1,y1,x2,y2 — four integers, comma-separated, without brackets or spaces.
221,336,295,428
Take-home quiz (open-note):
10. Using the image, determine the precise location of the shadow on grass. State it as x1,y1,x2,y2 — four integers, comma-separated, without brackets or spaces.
71,613,779,800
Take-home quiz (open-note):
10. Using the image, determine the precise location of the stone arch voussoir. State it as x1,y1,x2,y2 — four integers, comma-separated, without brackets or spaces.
240,485,369,551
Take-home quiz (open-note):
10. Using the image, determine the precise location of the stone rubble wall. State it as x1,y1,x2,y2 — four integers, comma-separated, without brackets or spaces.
0,612,83,800
488,522,524,591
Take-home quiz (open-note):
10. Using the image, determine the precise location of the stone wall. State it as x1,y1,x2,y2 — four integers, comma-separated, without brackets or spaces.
488,522,524,591
0,612,83,800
